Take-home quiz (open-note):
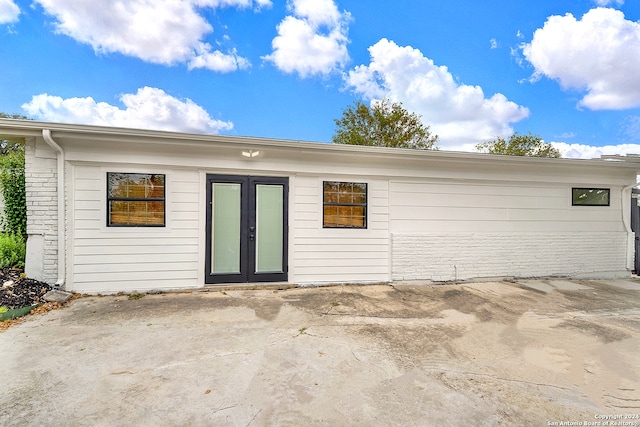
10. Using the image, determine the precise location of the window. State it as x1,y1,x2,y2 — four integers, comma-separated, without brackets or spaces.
107,173,165,226
323,181,367,228
572,188,610,206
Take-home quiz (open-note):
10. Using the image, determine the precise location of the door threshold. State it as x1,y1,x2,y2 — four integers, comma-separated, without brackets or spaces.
203,282,296,292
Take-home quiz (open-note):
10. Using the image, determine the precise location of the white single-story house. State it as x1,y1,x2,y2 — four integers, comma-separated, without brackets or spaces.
1,119,639,293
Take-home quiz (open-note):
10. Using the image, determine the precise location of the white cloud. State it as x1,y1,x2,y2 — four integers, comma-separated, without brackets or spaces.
557,131,577,139
489,38,498,49
22,87,233,134
345,38,530,148
0,0,19,24
594,0,623,6
552,142,640,159
263,0,351,77
548,116,640,159
188,45,251,72
522,8,640,110
34,0,263,71
203,0,272,7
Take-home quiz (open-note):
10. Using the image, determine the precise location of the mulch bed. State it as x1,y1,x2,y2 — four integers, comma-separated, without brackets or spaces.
0,268,53,310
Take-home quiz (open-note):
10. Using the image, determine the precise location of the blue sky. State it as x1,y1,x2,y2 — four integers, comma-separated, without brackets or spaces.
1,0,640,158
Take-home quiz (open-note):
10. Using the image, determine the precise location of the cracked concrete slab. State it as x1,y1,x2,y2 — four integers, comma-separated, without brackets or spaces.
517,280,555,293
595,280,640,290
546,280,593,291
1,280,639,425
518,279,593,293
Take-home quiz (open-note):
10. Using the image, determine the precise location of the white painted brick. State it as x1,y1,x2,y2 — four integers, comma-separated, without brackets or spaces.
25,136,59,285
391,232,628,281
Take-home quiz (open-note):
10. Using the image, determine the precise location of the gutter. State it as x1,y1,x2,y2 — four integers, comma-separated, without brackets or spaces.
41,129,65,287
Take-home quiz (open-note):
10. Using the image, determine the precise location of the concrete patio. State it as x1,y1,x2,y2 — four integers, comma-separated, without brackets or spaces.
1,279,639,426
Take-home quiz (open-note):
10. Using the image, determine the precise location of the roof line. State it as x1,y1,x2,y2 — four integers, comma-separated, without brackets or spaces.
0,118,638,169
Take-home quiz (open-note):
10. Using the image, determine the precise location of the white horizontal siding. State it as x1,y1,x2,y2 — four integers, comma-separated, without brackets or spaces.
295,250,388,259
69,165,201,293
74,244,198,255
74,253,197,265
393,206,618,222
291,176,390,284
390,180,624,233
73,270,198,283
70,279,198,293
74,237,199,247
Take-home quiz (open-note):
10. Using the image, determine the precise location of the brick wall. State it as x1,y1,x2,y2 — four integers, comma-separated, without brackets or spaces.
25,136,59,284
391,232,629,281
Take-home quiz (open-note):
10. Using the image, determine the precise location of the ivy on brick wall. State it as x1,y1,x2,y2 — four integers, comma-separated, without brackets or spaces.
0,146,27,237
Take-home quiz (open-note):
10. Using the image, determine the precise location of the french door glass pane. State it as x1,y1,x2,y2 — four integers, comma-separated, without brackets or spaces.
212,183,241,274
256,184,283,273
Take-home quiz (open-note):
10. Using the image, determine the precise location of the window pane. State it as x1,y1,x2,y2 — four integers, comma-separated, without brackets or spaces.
323,182,339,203
572,188,610,206
353,204,366,228
149,175,165,198
109,200,127,225
108,173,129,198
325,191,339,203
128,183,147,198
107,173,166,226
256,184,283,273
108,173,165,199
323,205,338,227
212,183,241,274
353,183,367,193
109,201,164,225
337,205,352,218
322,181,367,228
350,215,365,228
352,192,366,204
338,189,352,203
325,181,338,193
146,201,165,224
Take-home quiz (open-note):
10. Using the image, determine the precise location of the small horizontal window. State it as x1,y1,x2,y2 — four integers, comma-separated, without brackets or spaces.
323,181,367,228
107,173,165,226
572,188,610,206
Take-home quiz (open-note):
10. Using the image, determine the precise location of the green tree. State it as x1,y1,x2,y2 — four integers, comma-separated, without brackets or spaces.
475,132,561,158
0,113,28,119
0,113,29,155
332,99,438,150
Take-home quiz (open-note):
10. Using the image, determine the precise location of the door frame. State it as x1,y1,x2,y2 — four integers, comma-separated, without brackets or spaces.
205,174,289,284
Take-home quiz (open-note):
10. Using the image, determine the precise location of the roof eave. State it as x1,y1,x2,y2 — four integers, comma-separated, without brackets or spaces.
1,118,639,171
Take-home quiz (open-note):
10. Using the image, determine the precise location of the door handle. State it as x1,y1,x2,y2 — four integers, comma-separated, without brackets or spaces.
249,226,255,232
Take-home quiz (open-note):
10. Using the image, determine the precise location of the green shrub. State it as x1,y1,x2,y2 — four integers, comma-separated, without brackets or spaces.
0,233,26,268
0,148,26,237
